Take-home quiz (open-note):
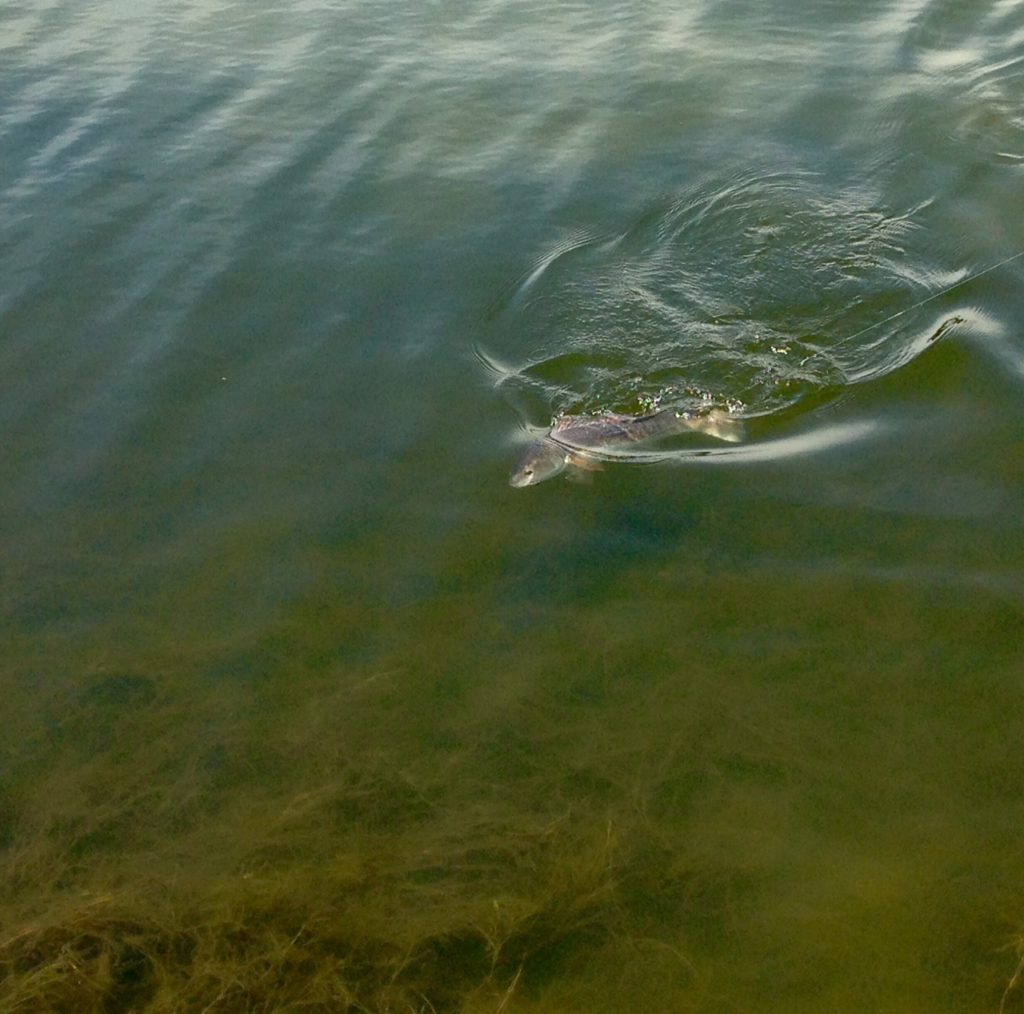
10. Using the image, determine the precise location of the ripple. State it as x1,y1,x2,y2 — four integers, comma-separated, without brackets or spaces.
482,168,951,430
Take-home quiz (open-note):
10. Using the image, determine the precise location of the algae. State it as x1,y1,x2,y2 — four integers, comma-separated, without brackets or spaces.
3,562,1024,1011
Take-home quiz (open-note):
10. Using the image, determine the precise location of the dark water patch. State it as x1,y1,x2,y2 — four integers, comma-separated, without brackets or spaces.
0,793,18,853
75,672,157,710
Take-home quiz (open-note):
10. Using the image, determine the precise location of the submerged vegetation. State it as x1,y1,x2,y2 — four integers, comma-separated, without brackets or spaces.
3,560,1024,1011
1,808,707,1013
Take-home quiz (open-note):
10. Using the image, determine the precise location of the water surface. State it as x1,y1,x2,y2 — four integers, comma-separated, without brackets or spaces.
3,0,1024,1010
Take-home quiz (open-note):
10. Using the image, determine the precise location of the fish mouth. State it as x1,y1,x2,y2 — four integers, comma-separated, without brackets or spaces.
509,437,564,487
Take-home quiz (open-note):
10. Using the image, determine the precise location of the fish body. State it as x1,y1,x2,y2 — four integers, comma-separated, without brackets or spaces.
509,407,743,487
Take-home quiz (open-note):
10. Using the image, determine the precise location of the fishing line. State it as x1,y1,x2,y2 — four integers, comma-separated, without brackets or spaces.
844,246,1024,343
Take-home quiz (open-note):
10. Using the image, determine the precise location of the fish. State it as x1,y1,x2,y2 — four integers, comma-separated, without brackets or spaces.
509,407,744,487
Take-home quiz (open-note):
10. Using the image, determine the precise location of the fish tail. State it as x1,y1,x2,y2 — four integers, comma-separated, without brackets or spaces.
682,408,745,443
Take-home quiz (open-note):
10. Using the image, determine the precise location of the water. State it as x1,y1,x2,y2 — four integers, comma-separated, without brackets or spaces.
3,0,1024,1009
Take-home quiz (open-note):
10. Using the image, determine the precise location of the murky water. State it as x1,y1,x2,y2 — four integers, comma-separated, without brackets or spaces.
3,0,1024,1010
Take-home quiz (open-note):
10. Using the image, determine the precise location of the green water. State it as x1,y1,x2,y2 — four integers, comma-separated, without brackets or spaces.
3,0,1024,1009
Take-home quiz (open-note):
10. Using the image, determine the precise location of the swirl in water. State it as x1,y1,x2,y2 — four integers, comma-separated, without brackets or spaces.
479,169,993,476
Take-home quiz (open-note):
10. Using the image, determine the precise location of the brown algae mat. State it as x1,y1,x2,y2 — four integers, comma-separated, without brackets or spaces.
3,570,1024,1011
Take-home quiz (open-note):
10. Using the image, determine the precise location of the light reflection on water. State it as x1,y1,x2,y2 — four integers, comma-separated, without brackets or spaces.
3,0,1024,1009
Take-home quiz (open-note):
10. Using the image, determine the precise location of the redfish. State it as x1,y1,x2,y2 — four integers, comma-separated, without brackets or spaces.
509,407,743,487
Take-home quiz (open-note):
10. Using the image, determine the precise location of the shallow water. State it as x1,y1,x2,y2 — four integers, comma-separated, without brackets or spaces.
3,0,1024,1010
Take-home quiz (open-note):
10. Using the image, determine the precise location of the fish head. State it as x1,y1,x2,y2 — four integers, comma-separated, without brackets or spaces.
509,439,567,487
